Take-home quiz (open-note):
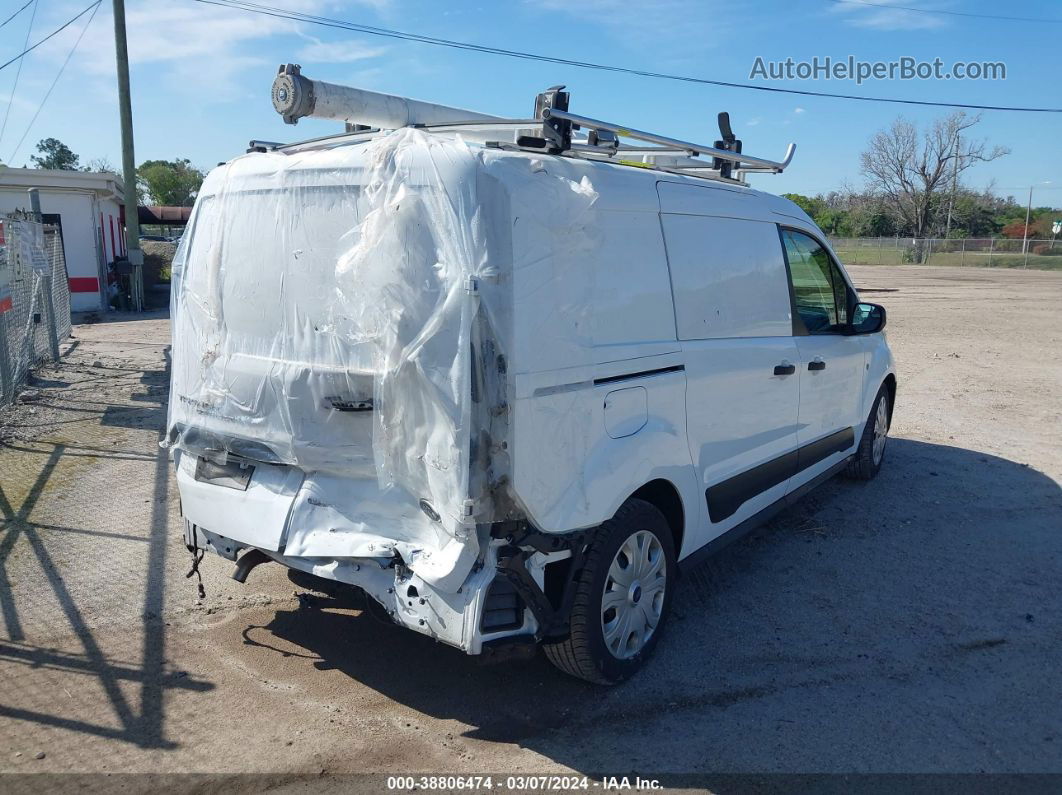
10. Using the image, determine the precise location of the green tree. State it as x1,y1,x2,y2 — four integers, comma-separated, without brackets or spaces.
812,208,853,237
949,194,995,237
782,193,825,218
136,158,205,206
31,138,80,170
848,206,896,237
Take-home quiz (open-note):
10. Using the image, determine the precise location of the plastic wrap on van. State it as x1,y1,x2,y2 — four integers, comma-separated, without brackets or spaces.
166,128,598,588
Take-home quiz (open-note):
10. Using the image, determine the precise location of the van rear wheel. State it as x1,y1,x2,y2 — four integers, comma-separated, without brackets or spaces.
543,499,676,685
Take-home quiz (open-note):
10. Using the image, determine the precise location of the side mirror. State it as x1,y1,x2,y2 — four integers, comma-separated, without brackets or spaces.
848,302,886,335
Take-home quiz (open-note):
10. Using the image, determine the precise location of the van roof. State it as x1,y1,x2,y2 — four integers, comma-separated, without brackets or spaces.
218,128,814,226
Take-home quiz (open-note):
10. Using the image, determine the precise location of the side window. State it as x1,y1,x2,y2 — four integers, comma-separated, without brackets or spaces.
782,229,850,334
659,214,794,340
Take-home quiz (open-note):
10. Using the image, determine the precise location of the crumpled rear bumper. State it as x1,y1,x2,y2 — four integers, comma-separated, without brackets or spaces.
180,511,535,655
174,448,479,593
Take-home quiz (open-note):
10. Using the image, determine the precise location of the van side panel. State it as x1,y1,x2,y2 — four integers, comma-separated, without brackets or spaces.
590,211,678,348
509,172,699,544
656,183,802,553
511,366,698,543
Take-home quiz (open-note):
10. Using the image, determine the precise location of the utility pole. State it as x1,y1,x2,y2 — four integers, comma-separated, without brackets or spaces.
112,0,143,311
1022,185,1033,269
944,136,960,239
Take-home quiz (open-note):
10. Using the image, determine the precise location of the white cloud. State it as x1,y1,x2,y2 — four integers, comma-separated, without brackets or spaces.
828,0,947,31
297,39,388,64
35,0,389,98
746,117,762,127
794,107,806,114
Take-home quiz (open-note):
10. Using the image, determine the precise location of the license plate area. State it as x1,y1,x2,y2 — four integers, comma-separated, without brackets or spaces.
194,456,254,491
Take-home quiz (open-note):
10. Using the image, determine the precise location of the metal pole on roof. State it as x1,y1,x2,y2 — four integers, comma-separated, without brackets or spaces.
112,0,143,311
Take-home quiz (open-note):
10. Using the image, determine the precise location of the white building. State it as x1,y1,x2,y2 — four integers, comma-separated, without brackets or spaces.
0,168,126,312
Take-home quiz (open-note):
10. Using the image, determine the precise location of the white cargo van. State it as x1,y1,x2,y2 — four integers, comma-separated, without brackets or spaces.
168,72,894,684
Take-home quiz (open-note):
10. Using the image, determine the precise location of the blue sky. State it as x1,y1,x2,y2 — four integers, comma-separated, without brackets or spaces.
0,0,1058,207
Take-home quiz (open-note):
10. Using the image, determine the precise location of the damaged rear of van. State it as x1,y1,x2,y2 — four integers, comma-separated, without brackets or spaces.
169,128,609,659
168,122,894,684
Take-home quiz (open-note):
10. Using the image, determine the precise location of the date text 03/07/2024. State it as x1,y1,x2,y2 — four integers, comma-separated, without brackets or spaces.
385,776,664,791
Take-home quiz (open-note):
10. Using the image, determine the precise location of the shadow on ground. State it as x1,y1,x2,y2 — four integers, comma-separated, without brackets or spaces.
0,345,213,750
252,438,1062,772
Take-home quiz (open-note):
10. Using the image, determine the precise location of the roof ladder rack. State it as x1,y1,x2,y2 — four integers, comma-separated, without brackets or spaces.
537,106,794,174
266,66,796,183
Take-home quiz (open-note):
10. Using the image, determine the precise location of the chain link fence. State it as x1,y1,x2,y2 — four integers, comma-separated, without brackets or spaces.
828,237,1062,270
0,213,71,405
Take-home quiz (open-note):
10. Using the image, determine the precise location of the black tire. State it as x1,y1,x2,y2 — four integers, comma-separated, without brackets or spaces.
845,385,890,481
543,499,676,685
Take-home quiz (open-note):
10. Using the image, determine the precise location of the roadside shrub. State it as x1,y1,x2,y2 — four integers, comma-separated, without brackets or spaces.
900,246,921,263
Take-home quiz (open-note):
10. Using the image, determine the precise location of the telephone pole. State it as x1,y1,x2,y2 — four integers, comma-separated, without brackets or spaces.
112,0,143,311
943,136,959,239
1022,185,1033,269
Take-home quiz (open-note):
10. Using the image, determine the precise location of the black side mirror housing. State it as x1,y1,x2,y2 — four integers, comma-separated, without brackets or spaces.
847,302,886,335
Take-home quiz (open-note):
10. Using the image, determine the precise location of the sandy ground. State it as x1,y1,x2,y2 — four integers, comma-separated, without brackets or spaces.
0,265,1060,783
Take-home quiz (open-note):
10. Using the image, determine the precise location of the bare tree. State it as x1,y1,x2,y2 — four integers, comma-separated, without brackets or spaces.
84,156,120,177
860,112,1008,254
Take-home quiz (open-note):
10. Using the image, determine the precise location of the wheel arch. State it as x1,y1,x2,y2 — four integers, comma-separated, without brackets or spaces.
881,372,896,425
628,478,685,560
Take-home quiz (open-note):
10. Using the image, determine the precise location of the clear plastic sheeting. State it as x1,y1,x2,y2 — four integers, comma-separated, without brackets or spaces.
168,127,598,589
330,128,492,530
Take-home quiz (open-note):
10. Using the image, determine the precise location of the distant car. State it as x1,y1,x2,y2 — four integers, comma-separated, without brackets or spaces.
138,234,169,242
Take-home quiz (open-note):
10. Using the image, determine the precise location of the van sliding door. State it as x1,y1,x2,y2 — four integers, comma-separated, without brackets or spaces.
657,184,801,547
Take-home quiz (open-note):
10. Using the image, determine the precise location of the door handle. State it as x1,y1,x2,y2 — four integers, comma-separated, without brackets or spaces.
773,363,796,376
808,360,826,371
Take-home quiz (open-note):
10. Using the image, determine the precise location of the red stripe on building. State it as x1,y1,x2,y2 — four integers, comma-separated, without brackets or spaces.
0,296,12,314
100,213,108,261
109,216,116,260
69,277,100,293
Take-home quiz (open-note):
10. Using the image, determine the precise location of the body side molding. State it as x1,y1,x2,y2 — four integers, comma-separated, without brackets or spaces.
706,426,854,523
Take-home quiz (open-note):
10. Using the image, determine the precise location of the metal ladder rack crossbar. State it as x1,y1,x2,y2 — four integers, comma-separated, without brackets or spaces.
542,108,795,173
267,65,796,183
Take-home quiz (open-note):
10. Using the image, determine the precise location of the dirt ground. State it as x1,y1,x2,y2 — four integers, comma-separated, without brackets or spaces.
0,265,1060,783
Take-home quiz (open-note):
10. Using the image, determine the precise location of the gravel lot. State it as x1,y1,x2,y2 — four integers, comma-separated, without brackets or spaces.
0,265,1060,782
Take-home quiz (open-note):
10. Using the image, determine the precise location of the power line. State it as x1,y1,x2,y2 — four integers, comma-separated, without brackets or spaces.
9,0,101,163
0,0,38,148
0,2,102,73
195,0,1062,113
828,0,1062,25
0,0,34,30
